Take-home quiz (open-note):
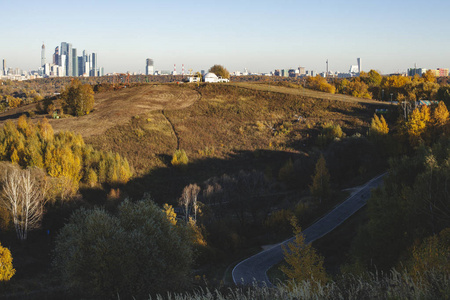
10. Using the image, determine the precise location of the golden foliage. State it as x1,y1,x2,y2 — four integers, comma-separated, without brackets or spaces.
163,203,177,226
171,149,188,167
306,76,336,94
408,228,450,283
0,118,132,196
188,217,207,247
281,217,328,287
406,106,430,146
370,114,389,136
432,101,449,128
0,243,15,281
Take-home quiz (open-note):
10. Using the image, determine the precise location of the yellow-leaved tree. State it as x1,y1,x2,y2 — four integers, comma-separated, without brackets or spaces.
280,217,328,288
0,243,15,281
163,203,177,226
370,114,389,136
406,105,430,146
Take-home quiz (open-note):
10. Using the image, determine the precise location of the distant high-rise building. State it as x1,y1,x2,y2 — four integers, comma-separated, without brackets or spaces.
78,56,84,76
92,53,98,76
41,43,46,67
53,46,60,65
438,68,449,77
146,58,154,75
357,58,361,73
408,68,426,77
60,42,72,76
60,54,66,76
2,59,5,76
298,67,306,75
72,49,78,77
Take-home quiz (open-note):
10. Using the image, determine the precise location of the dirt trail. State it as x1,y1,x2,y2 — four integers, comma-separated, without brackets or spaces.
229,82,387,105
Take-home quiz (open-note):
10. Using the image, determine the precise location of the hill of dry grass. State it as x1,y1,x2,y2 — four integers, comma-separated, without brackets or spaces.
0,82,390,202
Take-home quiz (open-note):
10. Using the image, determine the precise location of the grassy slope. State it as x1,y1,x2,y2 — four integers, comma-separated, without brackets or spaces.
85,83,388,204
0,82,389,203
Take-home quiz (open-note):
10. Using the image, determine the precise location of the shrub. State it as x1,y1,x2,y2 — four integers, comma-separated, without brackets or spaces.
53,198,193,298
0,243,15,281
171,149,189,167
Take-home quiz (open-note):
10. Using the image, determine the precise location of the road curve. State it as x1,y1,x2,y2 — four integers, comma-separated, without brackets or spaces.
232,173,387,286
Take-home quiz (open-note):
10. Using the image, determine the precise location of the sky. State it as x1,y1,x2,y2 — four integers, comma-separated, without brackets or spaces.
2,0,450,74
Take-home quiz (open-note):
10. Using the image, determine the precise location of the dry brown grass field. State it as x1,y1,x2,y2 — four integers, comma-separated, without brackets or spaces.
230,82,385,104
0,82,390,202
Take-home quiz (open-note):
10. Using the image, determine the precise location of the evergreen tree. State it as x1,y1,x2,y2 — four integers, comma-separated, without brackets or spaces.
310,154,331,203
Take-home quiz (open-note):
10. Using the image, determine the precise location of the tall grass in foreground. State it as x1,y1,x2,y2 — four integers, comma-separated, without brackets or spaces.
146,269,449,300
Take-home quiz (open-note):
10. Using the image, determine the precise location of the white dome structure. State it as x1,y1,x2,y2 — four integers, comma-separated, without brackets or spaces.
203,72,219,83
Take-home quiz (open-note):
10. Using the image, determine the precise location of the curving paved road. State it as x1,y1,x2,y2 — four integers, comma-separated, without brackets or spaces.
232,173,387,286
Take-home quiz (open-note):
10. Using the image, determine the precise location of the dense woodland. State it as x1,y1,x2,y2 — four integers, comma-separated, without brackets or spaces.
0,75,449,299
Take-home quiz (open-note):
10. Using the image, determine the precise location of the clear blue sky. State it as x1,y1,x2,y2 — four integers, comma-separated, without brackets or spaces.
2,0,450,74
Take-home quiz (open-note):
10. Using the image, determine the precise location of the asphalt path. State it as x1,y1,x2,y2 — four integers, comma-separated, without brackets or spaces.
232,173,387,286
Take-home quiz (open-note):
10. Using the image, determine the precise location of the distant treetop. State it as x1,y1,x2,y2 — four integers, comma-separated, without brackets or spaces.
208,65,230,79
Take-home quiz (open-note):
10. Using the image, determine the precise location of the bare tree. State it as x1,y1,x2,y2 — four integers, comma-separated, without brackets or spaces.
179,184,201,223
1,168,45,241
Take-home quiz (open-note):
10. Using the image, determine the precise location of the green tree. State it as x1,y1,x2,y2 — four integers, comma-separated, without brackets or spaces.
310,154,331,203
0,243,15,281
437,85,450,108
208,65,230,79
61,79,95,116
53,198,193,298
280,217,328,288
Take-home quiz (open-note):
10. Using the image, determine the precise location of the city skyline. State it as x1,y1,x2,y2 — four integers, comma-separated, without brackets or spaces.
2,0,450,74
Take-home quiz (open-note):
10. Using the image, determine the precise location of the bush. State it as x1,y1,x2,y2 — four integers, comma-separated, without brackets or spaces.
171,149,189,167
53,198,193,298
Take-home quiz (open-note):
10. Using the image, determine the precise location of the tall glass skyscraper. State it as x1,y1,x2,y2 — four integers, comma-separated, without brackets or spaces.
60,42,72,76
92,53,97,76
146,58,154,75
41,43,46,67
72,48,78,77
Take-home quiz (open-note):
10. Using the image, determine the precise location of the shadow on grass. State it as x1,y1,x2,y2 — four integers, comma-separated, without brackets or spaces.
121,149,304,205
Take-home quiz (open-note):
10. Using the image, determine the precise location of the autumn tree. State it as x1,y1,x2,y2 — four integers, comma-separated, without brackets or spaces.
369,114,389,136
306,76,336,94
0,166,45,240
208,64,230,79
432,101,449,128
422,69,437,83
281,217,328,288
310,154,331,203
407,228,450,283
406,105,431,146
366,70,382,87
0,243,15,281
163,203,177,226
61,79,95,116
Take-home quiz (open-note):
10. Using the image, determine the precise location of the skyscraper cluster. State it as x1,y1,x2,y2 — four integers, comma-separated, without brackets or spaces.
41,42,103,78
